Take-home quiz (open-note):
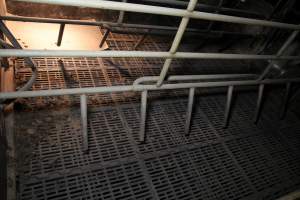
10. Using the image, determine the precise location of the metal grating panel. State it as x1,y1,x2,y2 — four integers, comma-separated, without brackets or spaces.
15,91,300,200
145,144,254,200
15,108,135,178
20,161,153,200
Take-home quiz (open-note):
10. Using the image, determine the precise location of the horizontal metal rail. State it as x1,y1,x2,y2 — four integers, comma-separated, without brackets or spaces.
0,15,225,36
1,49,300,60
139,0,265,18
1,78,299,99
133,74,258,85
13,0,300,30
1,76,298,145
0,15,261,39
5,0,300,146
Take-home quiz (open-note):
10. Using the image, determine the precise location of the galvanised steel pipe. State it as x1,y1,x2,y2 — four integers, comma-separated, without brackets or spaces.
110,26,258,37
0,15,216,34
157,0,198,86
1,78,300,99
1,15,262,38
13,0,300,30
133,74,258,85
1,49,300,60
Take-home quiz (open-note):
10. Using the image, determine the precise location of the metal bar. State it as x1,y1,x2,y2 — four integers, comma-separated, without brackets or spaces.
0,21,22,49
280,82,291,119
80,94,88,153
0,20,35,68
223,85,234,128
157,0,198,86
253,84,265,124
0,15,252,36
109,26,258,38
140,0,265,18
2,49,300,60
13,0,300,30
0,20,37,92
0,31,9,69
133,34,147,50
1,78,300,100
139,90,148,143
133,74,257,85
0,38,14,48
56,23,65,46
99,28,110,48
117,0,127,23
258,30,299,80
184,87,195,135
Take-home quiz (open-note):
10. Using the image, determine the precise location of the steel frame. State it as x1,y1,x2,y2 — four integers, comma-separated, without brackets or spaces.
1,0,300,150
0,15,255,38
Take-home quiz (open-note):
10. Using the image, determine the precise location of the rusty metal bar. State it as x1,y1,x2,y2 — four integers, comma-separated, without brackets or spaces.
57,23,65,46
99,28,110,48
133,34,148,50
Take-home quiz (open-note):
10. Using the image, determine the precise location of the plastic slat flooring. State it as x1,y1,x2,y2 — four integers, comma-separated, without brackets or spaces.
15,91,300,200
14,31,251,110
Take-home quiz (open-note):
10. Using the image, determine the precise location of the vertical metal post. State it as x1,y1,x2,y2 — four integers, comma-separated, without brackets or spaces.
0,20,35,68
0,30,9,69
80,94,88,153
117,0,127,23
223,85,234,128
156,0,198,86
280,82,291,119
254,84,265,124
184,87,195,135
139,90,148,143
99,28,110,48
57,23,65,47
258,30,299,80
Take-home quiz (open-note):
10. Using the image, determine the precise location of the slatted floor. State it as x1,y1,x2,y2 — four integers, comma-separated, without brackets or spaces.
12,30,300,199
13,31,254,110
14,90,300,200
